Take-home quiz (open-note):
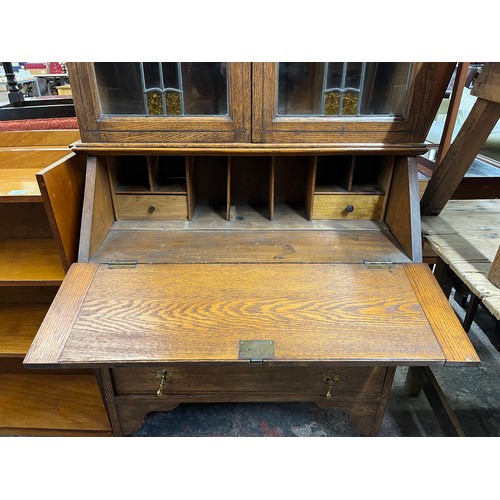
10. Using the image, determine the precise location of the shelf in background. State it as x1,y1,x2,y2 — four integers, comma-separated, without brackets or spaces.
0,304,50,357
0,149,71,202
0,239,65,285
0,373,112,436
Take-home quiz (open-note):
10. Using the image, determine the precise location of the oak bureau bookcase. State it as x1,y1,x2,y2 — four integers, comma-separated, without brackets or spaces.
25,62,479,436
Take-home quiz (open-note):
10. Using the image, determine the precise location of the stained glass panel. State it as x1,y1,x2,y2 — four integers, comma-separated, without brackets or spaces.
94,62,228,116
277,62,411,117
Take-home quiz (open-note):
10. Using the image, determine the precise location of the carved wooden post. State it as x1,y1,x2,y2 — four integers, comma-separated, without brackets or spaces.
421,63,500,216
2,62,24,105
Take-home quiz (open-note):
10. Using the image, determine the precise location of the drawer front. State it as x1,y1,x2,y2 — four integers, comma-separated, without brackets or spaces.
312,194,384,220
112,365,388,399
116,194,188,220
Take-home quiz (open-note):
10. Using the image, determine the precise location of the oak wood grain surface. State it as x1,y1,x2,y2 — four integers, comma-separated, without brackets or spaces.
0,239,65,285
24,262,463,367
312,194,384,220
0,304,50,356
0,149,71,201
89,229,411,264
385,157,422,262
24,263,98,366
78,156,115,261
112,364,387,396
68,63,252,144
0,130,79,148
404,264,479,365
71,142,430,155
0,373,111,433
36,153,86,271
116,194,188,220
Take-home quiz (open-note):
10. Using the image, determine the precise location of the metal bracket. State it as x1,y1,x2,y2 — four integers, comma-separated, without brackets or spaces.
238,340,275,363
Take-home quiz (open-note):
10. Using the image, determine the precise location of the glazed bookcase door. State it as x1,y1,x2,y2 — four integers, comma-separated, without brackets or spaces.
252,62,454,146
68,62,251,144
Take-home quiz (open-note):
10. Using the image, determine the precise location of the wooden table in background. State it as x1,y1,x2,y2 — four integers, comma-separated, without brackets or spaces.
422,199,500,345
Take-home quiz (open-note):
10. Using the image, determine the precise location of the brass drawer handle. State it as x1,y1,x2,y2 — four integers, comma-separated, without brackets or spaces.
148,204,157,214
323,371,340,399
156,370,172,396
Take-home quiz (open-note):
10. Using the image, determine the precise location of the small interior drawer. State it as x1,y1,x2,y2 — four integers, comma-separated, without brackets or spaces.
115,194,188,220
312,194,384,220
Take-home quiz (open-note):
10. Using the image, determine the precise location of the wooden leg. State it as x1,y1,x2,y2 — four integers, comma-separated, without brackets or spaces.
462,294,480,332
347,407,380,437
411,366,465,437
433,258,453,298
95,368,122,437
405,367,422,397
316,367,396,437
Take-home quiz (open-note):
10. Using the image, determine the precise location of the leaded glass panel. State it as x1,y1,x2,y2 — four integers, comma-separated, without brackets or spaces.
278,62,412,117
94,62,228,116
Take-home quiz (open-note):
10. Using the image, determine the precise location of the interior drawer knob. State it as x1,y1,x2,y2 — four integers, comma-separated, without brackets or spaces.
345,204,354,213
147,204,157,214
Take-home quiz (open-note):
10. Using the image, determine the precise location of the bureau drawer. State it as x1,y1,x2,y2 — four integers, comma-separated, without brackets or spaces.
312,194,384,220
116,194,188,220
112,364,388,399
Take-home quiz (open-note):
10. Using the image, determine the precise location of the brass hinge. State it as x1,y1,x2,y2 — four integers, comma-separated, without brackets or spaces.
107,260,138,269
239,340,275,363
363,260,394,270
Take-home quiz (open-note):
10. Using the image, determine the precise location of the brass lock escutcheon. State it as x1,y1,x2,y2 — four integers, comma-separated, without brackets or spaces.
156,370,172,397
323,371,340,399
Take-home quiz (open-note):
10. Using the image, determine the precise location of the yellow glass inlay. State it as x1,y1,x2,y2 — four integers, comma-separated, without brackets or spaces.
166,91,182,115
341,91,358,115
324,91,340,115
146,92,163,115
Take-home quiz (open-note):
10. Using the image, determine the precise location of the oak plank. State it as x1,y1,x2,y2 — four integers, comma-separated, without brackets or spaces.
385,156,422,262
404,263,480,365
0,304,50,356
0,373,111,433
115,194,188,220
112,364,387,397
36,153,86,271
312,194,384,220
23,263,98,367
0,239,65,285
0,130,79,148
90,229,411,264
0,149,72,201
78,156,115,261
40,263,451,366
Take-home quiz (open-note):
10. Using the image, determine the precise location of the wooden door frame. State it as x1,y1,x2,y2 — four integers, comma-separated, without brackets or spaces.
68,62,252,145
251,62,455,146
